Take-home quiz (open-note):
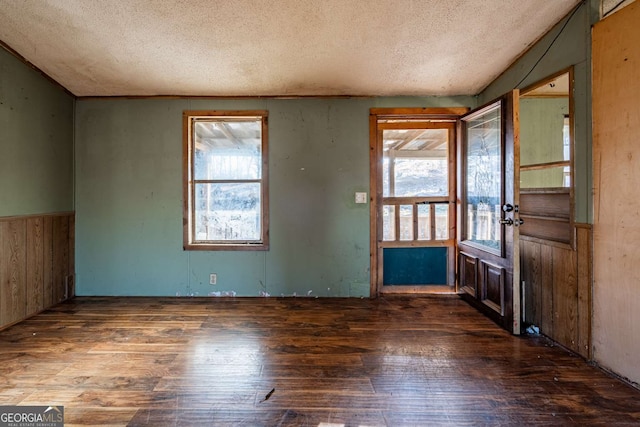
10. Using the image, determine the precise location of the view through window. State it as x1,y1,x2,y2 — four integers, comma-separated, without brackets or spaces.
462,103,502,252
381,126,452,243
183,111,268,250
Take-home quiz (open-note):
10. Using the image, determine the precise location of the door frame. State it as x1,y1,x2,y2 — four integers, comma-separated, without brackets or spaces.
369,108,469,297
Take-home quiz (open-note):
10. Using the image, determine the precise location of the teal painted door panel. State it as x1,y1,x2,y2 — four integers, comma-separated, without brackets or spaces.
383,247,447,285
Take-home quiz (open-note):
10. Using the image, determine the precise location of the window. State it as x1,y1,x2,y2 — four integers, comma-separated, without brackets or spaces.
562,115,571,187
380,125,454,243
462,103,502,251
519,72,571,189
183,111,268,250
518,69,573,245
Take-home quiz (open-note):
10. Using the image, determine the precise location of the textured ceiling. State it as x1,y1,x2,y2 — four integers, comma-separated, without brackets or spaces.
0,0,582,97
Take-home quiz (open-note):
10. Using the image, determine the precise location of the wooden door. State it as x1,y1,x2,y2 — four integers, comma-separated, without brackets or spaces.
457,92,521,334
369,108,468,296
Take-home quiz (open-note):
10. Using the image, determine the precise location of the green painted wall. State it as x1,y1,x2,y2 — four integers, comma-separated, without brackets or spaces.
0,47,74,216
479,0,599,224
75,96,473,296
520,97,569,188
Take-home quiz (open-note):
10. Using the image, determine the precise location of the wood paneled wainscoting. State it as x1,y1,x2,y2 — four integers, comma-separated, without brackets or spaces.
0,212,75,330
521,223,592,358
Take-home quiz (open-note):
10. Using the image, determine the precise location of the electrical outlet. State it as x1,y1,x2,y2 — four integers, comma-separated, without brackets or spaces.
209,273,217,285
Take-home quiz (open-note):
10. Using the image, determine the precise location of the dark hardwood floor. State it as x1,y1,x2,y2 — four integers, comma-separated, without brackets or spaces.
0,296,639,426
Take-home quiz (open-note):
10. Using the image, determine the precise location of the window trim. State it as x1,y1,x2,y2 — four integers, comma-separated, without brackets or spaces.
182,110,269,251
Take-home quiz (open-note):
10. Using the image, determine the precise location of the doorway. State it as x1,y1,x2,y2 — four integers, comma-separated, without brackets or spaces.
369,108,466,295
518,69,579,344
370,103,522,335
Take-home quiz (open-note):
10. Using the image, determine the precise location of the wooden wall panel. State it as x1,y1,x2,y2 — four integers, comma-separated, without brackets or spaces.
519,217,571,244
1,222,6,324
519,191,571,245
0,213,74,331
520,192,571,219
0,220,26,326
576,226,592,358
52,216,70,304
521,240,541,326
68,215,75,298
553,245,578,353
520,224,591,359
539,244,554,338
43,216,53,308
26,217,44,315
593,0,640,384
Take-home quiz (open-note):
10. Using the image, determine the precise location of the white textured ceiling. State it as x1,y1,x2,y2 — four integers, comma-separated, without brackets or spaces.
0,0,581,97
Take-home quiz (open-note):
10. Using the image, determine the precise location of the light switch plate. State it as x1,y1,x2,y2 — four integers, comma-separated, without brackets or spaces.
355,192,368,204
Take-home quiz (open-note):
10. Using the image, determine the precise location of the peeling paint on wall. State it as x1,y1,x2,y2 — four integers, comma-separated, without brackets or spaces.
208,291,237,297
75,97,473,297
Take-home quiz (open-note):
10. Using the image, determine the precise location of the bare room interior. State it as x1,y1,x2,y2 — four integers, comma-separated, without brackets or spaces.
1,0,640,425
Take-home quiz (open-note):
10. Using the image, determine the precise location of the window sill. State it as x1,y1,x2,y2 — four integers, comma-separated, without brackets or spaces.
184,243,269,251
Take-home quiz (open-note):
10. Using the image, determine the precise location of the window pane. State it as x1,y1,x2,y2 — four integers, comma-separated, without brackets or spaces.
464,105,501,251
563,116,570,162
382,129,449,197
417,204,430,240
194,120,261,180
393,158,448,197
194,183,261,241
520,97,569,166
383,205,396,241
382,157,390,197
399,205,413,241
435,204,449,240
521,166,570,189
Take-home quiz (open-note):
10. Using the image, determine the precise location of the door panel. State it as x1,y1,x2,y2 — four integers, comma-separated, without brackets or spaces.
383,247,448,285
459,252,478,297
457,92,521,334
482,262,504,314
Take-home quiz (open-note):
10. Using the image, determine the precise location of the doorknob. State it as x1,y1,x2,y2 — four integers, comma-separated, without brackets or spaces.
499,218,514,226
502,204,514,212
514,218,524,227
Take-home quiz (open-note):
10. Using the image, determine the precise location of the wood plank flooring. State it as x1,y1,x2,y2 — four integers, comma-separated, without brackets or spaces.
0,296,639,426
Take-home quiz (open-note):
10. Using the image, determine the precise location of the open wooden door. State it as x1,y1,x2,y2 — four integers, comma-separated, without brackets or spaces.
457,92,521,334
